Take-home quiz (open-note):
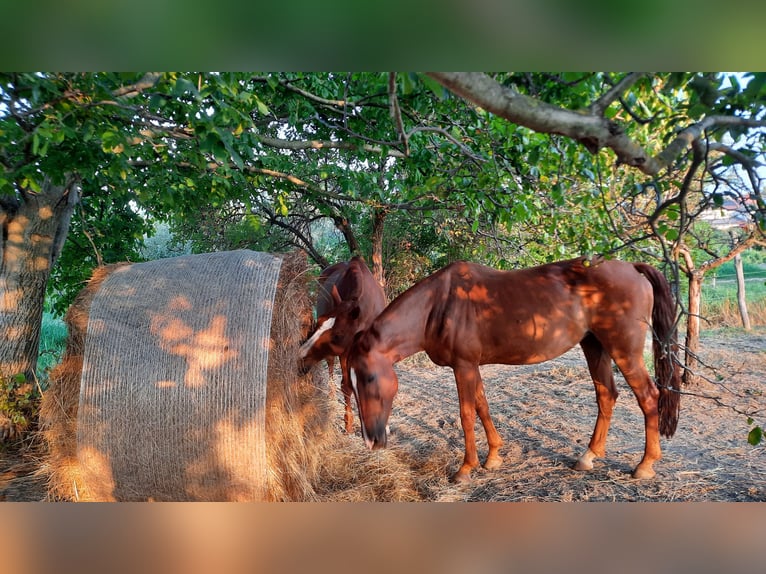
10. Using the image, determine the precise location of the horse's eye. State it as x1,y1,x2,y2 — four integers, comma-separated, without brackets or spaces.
366,373,376,384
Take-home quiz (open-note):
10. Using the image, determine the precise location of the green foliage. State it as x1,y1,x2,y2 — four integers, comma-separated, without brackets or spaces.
139,221,192,261
748,421,763,446
5,72,766,332
4,71,766,453
0,373,38,435
37,312,68,385
47,184,152,315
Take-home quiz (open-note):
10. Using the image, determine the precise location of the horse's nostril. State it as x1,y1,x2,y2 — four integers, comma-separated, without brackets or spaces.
368,429,387,450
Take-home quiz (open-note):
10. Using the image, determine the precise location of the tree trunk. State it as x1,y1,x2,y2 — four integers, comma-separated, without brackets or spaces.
370,208,386,291
1,178,78,439
684,270,703,386
734,253,751,331
334,215,360,257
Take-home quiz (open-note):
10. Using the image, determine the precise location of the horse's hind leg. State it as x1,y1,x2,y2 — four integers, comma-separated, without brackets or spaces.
612,354,661,479
575,334,619,472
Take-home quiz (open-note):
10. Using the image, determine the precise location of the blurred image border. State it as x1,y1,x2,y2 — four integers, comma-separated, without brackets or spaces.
1,0,764,70
1,503,763,574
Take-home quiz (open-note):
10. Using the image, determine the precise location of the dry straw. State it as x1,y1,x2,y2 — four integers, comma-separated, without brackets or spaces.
40,250,423,501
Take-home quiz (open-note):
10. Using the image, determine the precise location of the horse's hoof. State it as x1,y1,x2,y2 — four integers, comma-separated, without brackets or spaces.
450,469,473,483
631,466,656,479
574,448,597,471
483,456,503,471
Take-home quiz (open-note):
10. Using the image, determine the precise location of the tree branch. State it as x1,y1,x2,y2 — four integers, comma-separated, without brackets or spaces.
112,72,163,98
405,126,486,164
426,72,766,177
388,73,409,156
257,135,406,158
588,72,645,116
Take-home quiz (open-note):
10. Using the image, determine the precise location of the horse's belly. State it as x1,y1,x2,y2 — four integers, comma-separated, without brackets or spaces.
486,340,577,365
481,321,585,365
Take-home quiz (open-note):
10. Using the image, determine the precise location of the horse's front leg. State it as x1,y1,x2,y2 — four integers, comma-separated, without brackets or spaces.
339,354,354,434
451,364,502,482
475,374,503,471
326,355,336,396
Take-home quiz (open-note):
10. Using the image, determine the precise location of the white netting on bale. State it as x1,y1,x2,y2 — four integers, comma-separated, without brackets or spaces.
76,250,281,501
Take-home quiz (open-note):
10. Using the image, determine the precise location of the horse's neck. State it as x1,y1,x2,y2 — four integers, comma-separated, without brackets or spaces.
375,293,428,363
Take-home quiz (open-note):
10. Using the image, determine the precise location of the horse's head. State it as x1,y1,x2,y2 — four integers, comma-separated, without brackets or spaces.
348,331,398,450
298,294,362,374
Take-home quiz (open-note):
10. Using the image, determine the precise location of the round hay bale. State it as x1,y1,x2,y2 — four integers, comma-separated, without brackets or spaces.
40,250,337,501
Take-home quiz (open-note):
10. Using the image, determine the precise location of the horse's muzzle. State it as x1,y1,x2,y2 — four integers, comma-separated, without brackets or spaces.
363,423,388,450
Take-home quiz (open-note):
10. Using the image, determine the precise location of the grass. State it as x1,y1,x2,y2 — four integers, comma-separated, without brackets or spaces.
37,312,68,388
700,276,766,328
678,256,766,328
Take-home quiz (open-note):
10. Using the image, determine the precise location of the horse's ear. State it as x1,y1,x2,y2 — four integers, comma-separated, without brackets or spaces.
331,284,342,305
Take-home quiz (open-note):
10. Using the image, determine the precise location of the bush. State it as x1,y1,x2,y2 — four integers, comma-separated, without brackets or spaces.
0,373,39,441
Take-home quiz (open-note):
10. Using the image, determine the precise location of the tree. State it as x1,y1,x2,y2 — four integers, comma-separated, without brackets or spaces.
426,72,766,374
0,73,167,438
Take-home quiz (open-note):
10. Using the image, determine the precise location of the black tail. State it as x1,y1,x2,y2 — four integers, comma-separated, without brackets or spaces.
633,263,682,438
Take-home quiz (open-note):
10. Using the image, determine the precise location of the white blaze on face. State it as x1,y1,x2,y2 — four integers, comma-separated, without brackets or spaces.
298,317,336,358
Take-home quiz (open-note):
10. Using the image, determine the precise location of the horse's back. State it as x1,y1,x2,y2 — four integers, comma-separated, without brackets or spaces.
347,256,387,321
316,261,349,316
412,258,654,366
318,256,386,325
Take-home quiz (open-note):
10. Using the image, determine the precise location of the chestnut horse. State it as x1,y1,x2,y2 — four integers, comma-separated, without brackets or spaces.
299,256,387,432
347,257,682,483
313,260,351,382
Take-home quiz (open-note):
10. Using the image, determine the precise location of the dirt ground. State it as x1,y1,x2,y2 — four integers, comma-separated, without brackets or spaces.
389,328,766,502
2,328,764,502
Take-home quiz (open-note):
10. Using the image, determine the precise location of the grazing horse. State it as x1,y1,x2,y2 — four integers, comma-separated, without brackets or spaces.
347,256,682,483
313,260,350,383
299,256,387,432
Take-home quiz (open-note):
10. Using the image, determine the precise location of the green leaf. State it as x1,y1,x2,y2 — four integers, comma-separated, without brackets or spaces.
400,73,415,96
220,135,244,170
277,195,289,217
665,204,680,221
664,229,679,241
420,75,448,100
748,426,762,446
266,75,279,90
254,96,271,116
173,77,198,97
